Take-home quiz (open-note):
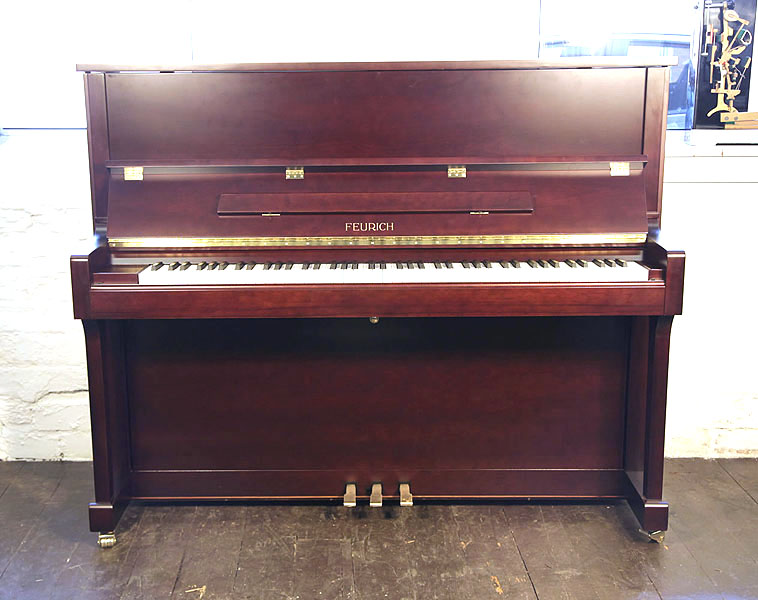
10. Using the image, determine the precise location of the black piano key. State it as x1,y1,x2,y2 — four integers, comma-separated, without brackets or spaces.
406,262,415,269
548,259,559,268
576,259,588,267
499,260,510,268
151,261,164,271
527,260,539,268
197,261,208,270
330,262,338,270
462,261,471,269
219,261,230,270
417,262,425,269
396,262,404,269
285,263,294,270
537,259,549,268
604,259,616,267
565,259,577,268
273,263,284,270
340,263,348,270
302,262,310,269
510,260,520,268
351,262,358,269
179,262,192,271
209,261,220,270
379,262,386,270
234,262,245,270
472,261,482,268
369,263,376,270
314,263,321,270
168,262,181,271
593,259,605,267
482,260,492,268
434,261,442,269
245,262,256,270
445,261,454,268
264,262,274,270
616,258,627,267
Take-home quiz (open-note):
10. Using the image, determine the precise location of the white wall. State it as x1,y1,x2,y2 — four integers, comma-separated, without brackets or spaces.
663,134,758,457
0,130,93,459
0,0,756,459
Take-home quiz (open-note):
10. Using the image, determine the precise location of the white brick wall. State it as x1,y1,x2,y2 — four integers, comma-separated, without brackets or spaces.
0,128,756,460
0,130,93,460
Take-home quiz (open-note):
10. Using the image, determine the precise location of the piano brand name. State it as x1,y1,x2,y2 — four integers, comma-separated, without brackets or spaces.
345,222,395,232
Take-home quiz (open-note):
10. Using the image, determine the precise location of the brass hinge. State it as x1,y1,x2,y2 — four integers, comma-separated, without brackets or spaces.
285,166,304,180
609,162,630,177
123,166,144,181
448,165,466,178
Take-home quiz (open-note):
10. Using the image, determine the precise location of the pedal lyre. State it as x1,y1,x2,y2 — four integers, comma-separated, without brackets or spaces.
369,483,383,507
399,483,413,507
343,483,357,507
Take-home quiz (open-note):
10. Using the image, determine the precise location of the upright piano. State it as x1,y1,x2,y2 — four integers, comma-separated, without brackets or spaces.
71,58,684,548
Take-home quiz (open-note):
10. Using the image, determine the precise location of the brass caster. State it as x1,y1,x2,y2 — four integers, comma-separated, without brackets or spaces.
97,532,117,548
639,529,665,544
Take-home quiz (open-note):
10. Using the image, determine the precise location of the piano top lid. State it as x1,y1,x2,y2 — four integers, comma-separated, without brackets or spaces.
77,56,678,73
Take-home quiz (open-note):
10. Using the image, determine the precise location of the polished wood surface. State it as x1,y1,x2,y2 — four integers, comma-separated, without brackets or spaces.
105,69,645,162
70,60,685,539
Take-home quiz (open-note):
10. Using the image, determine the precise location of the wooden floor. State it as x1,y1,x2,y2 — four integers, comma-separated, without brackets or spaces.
0,460,757,599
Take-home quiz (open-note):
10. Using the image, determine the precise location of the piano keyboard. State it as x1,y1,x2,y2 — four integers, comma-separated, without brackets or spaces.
138,259,651,285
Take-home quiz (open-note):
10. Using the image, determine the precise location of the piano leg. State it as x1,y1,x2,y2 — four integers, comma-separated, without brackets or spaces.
624,315,675,537
82,320,131,546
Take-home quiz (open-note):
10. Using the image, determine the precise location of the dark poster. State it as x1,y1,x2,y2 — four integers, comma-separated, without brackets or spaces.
694,0,755,128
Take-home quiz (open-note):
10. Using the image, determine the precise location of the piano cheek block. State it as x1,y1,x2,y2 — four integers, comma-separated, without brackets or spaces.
75,59,681,544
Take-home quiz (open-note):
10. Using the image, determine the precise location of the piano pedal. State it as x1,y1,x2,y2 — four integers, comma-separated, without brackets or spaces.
399,483,413,507
343,483,357,507
369,483,383,507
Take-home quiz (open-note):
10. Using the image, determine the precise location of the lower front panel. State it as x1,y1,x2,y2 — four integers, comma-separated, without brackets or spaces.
124,317,630,498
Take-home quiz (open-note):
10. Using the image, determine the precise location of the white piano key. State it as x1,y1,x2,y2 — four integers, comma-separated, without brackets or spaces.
136,259,651,285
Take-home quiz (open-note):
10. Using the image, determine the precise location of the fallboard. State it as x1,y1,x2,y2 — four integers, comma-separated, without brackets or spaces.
106,164,649,248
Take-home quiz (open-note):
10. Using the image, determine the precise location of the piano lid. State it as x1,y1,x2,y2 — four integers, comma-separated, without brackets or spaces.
83,60,670,246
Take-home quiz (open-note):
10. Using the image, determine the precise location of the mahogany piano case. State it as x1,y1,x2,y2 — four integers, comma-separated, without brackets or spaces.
71,59,684,547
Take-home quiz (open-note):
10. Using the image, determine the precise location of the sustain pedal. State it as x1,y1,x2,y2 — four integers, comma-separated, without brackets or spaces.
343,483,357,507
399,483,413,507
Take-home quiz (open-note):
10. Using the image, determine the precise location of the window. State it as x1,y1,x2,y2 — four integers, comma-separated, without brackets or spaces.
539,0,698,129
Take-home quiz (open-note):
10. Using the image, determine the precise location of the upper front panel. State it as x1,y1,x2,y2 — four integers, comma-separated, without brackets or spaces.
105,69,646,163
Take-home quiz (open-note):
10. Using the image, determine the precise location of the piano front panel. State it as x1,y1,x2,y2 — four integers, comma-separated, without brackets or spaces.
105,68,645,162
126,317,629,489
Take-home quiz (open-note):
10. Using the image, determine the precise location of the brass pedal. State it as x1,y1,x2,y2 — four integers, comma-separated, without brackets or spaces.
343,483,357,507
399,483,413,507
369,483,383,507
